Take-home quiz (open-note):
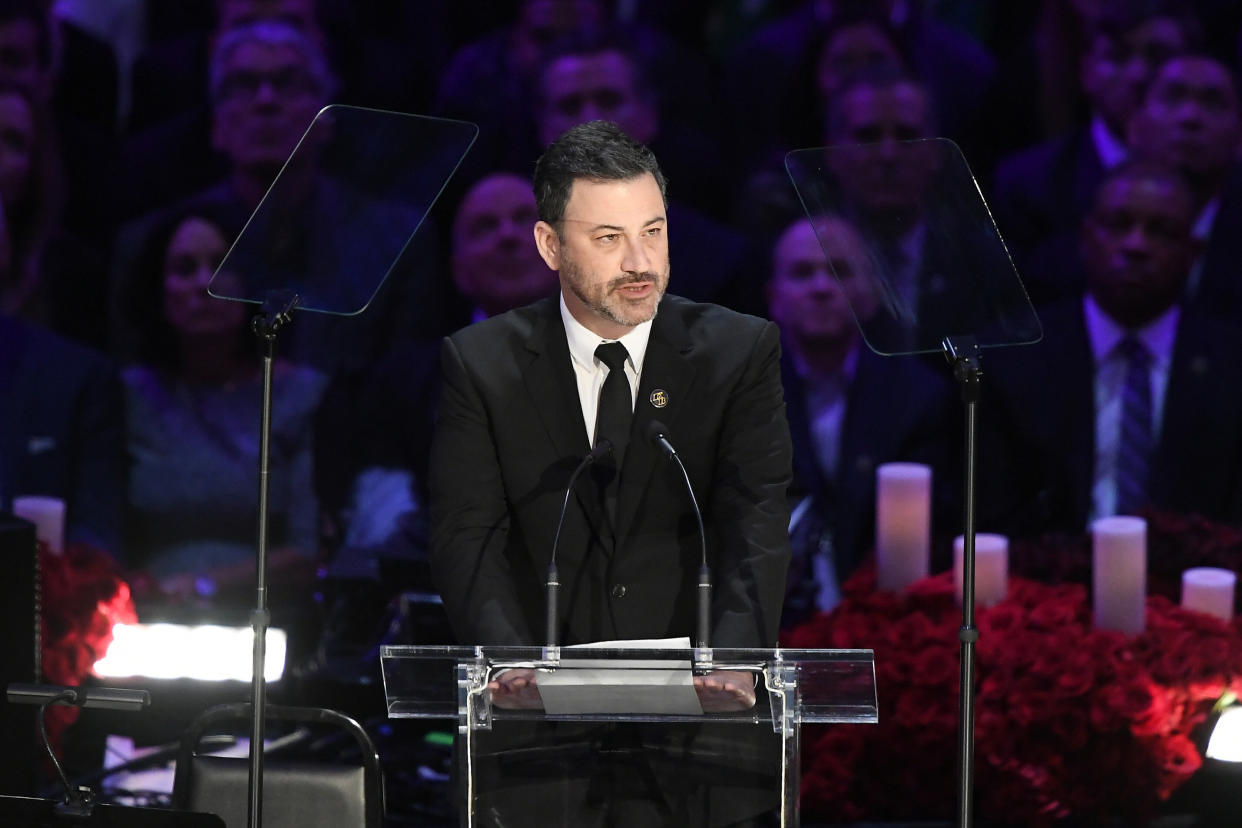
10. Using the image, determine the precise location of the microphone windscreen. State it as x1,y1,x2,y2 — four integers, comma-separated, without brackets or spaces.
645,419,669,446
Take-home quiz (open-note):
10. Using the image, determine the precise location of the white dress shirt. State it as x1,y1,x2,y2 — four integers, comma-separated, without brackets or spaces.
1084,295,1178,523
559,293,653,446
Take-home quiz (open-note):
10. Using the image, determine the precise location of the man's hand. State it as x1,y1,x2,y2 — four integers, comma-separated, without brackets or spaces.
693,669,757,713
487,668,545,710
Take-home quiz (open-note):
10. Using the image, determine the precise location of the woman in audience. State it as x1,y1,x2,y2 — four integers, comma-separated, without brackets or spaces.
120,206,326,621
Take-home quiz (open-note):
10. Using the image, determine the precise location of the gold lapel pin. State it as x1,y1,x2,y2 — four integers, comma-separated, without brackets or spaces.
649,389,669,408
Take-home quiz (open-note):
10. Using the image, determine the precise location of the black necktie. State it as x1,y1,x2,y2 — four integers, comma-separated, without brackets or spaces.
594,341,632,466
594,342,632,526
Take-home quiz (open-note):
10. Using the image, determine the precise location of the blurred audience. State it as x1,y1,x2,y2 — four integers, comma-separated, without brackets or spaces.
5,0,1242,691
1127,51,1242,321
768,213,955,625
992,4,1200,306
119,205,325,617
723,0,995,170
0,0,116,245
981,160,1242,537
0,82,107,348
0,310,125,555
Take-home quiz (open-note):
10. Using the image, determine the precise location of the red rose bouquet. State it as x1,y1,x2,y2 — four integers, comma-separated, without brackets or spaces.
39,542,137,750
784,566,1242,826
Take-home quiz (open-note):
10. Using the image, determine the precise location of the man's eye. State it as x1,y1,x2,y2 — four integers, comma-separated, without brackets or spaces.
644,227,661,237
597,233,619,243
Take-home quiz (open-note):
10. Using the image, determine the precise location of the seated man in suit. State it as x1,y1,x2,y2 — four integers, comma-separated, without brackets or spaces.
0,313,125,556
1127,51,1242,322
429,120,792,826
767,214,956,624
980,159,1242,537
991,5,1199,305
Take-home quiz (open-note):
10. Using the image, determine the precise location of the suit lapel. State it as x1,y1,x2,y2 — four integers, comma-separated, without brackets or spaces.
519,300,612,546
520,300,592,461
614,302,696,549
1059,310,1096,521
1152,317,1212,503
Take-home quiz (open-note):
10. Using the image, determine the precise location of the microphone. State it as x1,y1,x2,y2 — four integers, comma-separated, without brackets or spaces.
546,439,613,649
645,420,711,650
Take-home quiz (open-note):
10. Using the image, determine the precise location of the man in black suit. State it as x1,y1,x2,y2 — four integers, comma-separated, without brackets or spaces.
0,314,125,555
767,215,956,624
980,160,1242,537
428,121,792,826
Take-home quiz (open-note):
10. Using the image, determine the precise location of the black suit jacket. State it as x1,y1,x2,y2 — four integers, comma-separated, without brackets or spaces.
1185,163,1242,324
979,300,1242,536
783,345,958,589
0,317,126,554
991,128,1102,305
429,295,792,648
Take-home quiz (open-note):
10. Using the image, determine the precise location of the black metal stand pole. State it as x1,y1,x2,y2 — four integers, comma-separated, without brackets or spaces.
247,291,298,828
943,335,981,828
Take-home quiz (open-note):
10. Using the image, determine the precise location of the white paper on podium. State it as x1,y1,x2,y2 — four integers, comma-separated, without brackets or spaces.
535,637,703,715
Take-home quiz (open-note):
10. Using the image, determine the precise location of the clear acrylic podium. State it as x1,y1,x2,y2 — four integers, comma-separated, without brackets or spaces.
381,645,876,826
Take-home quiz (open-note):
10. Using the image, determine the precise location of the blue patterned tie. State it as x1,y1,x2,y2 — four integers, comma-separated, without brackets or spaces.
1115,336,1152,516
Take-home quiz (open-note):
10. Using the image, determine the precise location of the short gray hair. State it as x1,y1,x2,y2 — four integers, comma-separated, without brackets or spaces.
208,20,336,103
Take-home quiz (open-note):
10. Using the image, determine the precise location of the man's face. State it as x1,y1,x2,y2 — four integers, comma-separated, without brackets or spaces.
451,174,555,316
538,50,657,146
816,22,903,101
0,91,34,209
1081,17,1188,135
1083,172,1197,326
767,218,876,348
211,40,324,173
826,82,938,215
1129,56,1242,181
534,173,669,338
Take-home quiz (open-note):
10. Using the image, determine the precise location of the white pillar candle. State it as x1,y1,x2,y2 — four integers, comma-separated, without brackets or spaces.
954,533,1009,607
875,463,931,592
13,495,66,556
1092,516,1147,634
1181,567,1236,621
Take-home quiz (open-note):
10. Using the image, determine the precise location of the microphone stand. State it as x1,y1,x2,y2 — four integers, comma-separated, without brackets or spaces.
545,440,612,656
943,335,982,828
246,289,299,828
646,422,711,654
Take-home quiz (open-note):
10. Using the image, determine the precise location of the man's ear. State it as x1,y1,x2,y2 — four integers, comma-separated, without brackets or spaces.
534,220,560,270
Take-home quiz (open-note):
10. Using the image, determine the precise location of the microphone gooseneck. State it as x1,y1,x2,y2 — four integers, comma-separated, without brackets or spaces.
546,439,613,649
645,420,711,650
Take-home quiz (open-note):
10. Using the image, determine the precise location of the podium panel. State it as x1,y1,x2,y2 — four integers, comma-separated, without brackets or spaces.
381,645,876,827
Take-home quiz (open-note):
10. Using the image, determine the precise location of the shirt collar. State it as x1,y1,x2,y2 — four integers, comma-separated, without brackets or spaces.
1083,293,1179,366
560,292,654,373
1090,114,1129,170
791,338,861,386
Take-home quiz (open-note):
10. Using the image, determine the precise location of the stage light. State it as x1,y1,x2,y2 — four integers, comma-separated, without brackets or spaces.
93,623,286,682
1206,704,1242,762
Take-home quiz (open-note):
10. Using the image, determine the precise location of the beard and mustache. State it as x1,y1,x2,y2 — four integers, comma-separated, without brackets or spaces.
560,252,670,329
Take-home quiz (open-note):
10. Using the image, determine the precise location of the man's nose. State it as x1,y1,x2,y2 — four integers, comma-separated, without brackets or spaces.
621,235,652,273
